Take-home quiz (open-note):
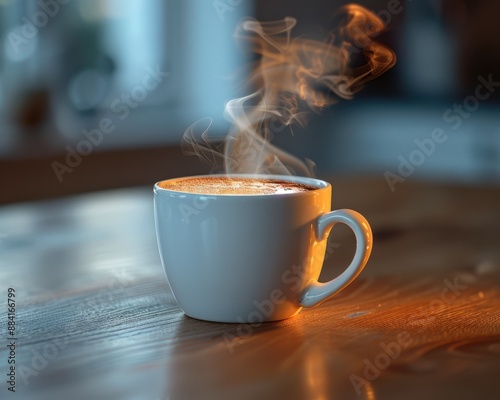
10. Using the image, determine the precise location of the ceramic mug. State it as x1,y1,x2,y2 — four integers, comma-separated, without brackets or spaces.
154,174,372,323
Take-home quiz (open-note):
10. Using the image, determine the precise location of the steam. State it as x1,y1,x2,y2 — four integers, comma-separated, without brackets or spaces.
182,4,396,176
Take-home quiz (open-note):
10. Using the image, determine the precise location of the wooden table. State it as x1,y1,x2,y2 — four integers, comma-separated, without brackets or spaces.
1,177,499,400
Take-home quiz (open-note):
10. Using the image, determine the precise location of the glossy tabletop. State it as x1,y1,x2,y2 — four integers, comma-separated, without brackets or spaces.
0,177,499,400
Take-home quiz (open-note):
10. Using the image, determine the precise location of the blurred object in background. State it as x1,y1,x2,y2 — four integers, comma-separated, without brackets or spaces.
0,0,250,153
1,0,500,204
0,0,251,203
400,0,458,98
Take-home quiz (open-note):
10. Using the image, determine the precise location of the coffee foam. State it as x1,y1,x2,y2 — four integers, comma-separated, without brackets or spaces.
159,177,317,195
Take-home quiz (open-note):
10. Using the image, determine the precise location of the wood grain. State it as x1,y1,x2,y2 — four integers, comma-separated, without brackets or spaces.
0,177,499,400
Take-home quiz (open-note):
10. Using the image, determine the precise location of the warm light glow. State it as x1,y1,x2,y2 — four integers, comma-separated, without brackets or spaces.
305,345,329,400
362,381,376,400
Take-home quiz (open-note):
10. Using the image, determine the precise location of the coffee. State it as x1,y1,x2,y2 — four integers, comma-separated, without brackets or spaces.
159,176,317,195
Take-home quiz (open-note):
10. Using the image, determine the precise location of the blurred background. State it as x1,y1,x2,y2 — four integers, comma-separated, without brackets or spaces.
1,0,500,204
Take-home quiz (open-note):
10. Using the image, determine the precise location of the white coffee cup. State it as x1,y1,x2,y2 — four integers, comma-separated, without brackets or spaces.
154,174,372,323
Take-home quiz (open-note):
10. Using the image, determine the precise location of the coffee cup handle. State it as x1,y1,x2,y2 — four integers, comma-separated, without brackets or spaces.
300,209,373,307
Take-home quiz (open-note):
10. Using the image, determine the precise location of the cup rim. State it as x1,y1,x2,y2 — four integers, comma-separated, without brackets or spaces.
154,174,330,197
